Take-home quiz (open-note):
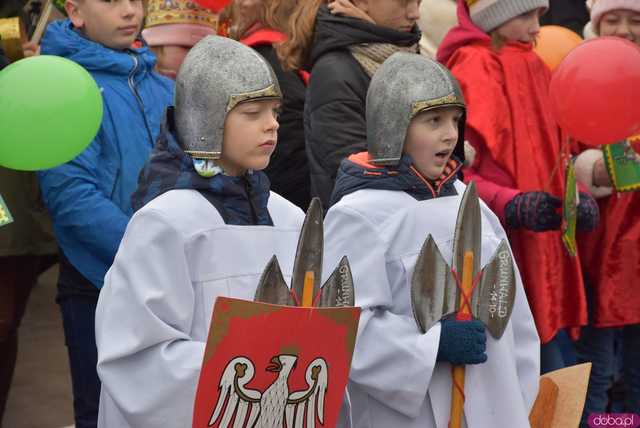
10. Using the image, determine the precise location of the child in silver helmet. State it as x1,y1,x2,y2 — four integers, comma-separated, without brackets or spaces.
94,36,305,428
324,52,539,428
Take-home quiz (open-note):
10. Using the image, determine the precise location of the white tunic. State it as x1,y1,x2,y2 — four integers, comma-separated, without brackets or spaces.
95,189,305,428
324,181,540,428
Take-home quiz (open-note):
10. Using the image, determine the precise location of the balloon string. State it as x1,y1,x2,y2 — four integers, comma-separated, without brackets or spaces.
544,137,571,193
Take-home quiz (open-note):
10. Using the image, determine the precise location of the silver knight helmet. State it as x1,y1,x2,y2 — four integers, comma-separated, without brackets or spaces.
366,52,466,166
174,36,282,177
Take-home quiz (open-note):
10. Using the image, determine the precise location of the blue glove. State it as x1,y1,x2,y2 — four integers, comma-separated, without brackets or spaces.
576,192,600,232
437,318,487,365
505,191,562,232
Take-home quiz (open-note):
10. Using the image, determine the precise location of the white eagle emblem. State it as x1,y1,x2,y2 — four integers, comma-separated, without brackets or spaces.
209,355,329,428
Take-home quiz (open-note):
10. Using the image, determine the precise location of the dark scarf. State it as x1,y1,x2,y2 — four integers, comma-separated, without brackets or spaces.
330,151,462,207
131,108,272,226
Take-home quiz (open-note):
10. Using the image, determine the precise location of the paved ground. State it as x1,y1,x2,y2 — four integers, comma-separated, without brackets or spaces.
3,265,75,428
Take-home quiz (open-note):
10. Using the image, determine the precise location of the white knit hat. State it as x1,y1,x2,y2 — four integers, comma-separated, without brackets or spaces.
590,0,640,34
467,0,549,32
418,0,457,58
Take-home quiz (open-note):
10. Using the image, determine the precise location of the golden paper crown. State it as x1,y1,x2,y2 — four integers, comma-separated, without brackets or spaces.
145,0,218,29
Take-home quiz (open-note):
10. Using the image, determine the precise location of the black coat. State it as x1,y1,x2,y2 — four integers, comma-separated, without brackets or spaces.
253,44,311,210
304,6,420,208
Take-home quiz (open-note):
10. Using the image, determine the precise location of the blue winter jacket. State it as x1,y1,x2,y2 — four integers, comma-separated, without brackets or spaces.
38,20,174,287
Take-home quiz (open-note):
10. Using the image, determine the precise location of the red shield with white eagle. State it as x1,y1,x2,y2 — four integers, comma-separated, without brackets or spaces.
192,297,360,428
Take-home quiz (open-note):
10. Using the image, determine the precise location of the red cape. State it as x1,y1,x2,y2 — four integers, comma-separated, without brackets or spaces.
579,189,640,327
439,0,587,343
240,27,287,47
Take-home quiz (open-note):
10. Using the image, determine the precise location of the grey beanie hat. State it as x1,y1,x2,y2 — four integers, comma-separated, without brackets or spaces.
468,0,549,32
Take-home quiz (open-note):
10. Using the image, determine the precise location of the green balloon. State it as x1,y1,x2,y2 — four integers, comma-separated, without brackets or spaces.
0,55,103,171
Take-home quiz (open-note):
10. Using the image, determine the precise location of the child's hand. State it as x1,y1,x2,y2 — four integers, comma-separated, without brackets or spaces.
328,0,375,24
576,192,600,232
505,191,562,232
436,318,487,365
592,157,612,187
22,41,40,57
463,140,476,167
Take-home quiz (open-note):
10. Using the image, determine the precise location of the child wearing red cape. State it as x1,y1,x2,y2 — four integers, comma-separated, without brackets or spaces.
573,0,640,422
437,0,599,371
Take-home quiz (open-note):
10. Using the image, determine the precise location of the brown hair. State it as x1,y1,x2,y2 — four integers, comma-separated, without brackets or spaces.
230,0,298,40
490,30,508,50
262,0,298,33
276,0,325,71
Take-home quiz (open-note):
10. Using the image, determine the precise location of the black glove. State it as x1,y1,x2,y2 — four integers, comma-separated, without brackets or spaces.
437,318,487,365
505,191,562,232
576,192,600,232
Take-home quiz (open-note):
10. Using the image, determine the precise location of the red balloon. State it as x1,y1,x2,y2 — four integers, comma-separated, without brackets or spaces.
549,37,640,147
193,0,230,13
